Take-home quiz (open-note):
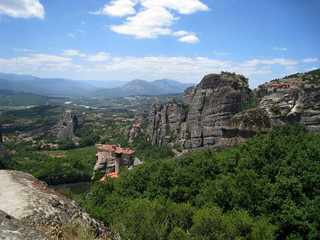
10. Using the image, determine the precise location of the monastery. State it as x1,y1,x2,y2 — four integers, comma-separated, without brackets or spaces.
95,144,135,174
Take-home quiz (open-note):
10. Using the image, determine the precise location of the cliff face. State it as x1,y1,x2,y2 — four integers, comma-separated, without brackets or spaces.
214,107,283,150
147,73,250,148
0,170,113,239
23,110,79,142
257,88,320,135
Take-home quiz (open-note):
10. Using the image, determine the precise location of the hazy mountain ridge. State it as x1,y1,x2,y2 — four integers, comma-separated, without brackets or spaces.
0,72,194,97
87,79,195,98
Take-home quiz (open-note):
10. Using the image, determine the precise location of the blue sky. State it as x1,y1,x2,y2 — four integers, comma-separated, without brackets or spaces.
0,0,319,88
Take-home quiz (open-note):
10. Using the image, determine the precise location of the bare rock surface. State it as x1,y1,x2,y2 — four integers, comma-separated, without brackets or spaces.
215,107,283,150
23,110,79,142
147,72,250,149
0,170,112,239
0,210,53,240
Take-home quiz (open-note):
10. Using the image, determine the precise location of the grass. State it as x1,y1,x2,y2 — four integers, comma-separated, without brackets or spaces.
40,145,98,159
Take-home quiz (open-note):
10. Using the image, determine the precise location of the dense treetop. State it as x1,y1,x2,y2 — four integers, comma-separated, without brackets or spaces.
84,123,320,239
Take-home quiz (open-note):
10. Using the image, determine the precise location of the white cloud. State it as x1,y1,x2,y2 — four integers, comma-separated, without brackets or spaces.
110,7,176,38
68,33,75,38
76,29,86,33
95,0,208,41
178,35,199,44
214,51,230,56
13,48,33,52
86,52,110,61
0,54,73,74
1,51,304,89
62,49,81,56
240,58,298,67
301,57,318,63
0,0,44,19
173,30,189,36
260,58,298,66
141,0,209,14
273,47,287,51
98,0,137,17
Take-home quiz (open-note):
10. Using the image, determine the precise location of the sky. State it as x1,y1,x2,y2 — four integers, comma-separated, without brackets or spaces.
0,0,319,89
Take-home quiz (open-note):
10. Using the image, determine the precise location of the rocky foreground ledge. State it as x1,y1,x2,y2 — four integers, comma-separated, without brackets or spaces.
0,170,113,239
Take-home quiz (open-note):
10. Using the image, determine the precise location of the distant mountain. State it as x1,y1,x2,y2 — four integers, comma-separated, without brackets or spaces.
0,78,51,95
0,72,195,97
79,80,128,89
0,72,127,95
86,79,195,98
0,89,64,106
0,72,37,81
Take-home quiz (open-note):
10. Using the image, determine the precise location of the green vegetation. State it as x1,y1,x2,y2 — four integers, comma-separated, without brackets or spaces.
5,146,97,185
269,105,282,115
241,89,258,111
84,123,320,239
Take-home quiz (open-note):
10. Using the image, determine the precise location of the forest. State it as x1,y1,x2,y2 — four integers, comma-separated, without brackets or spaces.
83,123,320,239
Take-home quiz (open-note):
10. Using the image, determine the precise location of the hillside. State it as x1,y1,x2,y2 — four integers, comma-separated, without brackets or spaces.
0,89,60,106
266,68,320,89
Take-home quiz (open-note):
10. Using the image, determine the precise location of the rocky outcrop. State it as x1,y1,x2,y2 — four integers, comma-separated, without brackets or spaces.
23,110,79,142
257,88,320,135
0,210,53,240
125,125,143,144
0,170,113,239
214,107,283,150
147,73,250,148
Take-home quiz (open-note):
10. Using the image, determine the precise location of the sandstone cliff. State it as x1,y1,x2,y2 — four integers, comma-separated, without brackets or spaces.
255,70,320,135
147,72,250,149
0,170,113,239
215,69,320,149
214,107,283,150
23,110,79,142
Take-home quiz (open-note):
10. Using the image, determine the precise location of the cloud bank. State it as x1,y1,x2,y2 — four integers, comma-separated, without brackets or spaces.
93,0,209,42
0,0,44,19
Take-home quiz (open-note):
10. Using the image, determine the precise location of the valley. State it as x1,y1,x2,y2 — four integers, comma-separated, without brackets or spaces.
0,70,320,239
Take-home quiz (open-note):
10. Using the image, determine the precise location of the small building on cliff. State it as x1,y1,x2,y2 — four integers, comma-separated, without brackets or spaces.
95,144,135,173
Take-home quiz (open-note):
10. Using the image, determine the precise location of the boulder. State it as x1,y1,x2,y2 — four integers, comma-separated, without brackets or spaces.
0,210,53,240
0,170,113,239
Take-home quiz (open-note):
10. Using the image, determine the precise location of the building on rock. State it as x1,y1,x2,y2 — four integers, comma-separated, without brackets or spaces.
94,144,135,174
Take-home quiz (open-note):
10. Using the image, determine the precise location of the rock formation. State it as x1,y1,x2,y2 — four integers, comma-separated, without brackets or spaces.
256,87,320,135
214,107,283,150
0,170,113,239
145,70,320,151
125,124,143,144
147,72,250,148
0,210,53,240
23,110,79,142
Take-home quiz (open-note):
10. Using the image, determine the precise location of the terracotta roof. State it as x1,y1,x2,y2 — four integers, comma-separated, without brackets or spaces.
269,83,281,86
100,172,118,181
97,144,135,154
133,125,141,128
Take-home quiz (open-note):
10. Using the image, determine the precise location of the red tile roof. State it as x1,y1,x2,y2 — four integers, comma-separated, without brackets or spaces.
97,144,135,154
133,125,141,128
100,172,118,181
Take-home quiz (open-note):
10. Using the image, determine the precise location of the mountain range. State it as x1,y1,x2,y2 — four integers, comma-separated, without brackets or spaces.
86,79,195,98
0,72,195,98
